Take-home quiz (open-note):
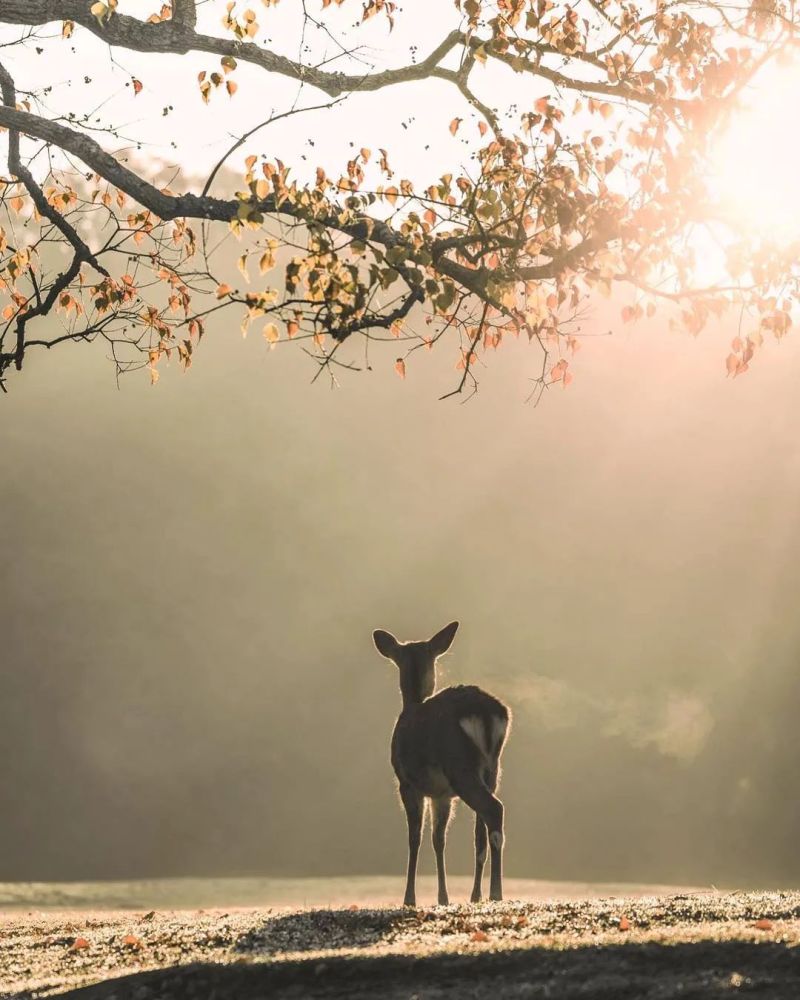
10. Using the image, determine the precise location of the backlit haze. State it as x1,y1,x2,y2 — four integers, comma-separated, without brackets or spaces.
2,3,800,891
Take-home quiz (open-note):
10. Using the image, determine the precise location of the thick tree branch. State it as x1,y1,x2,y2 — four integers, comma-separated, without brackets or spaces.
0,2,463,99
0,63,108,278
0,103,516,302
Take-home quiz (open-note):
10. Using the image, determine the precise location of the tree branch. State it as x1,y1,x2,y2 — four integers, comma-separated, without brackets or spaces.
0,2,463,99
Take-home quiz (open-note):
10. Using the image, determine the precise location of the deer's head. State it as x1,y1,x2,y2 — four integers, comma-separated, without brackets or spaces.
373,621,459,707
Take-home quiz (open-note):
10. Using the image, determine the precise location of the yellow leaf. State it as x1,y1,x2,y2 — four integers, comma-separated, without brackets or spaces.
263,322,279,345
215,283,233,299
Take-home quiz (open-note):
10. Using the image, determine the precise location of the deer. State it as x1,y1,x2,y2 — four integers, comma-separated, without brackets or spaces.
372,620,510,907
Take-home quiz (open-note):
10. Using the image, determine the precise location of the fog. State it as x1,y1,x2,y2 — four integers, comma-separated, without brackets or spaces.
2,309,800,889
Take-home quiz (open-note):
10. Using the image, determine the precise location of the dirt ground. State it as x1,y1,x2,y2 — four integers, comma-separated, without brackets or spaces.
4,891,800,998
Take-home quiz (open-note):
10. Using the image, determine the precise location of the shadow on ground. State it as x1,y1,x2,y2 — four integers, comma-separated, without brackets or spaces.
235,906,413,955
54,938,800,999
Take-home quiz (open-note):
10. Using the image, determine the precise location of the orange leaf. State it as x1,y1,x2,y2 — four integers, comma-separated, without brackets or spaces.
471,929,490,942
215,283,233,299
132,78,143,96
449,117,462,136
70,937,90,952
618,916,631,931
394,358,406,379
122,934,143,949
754,919,773,931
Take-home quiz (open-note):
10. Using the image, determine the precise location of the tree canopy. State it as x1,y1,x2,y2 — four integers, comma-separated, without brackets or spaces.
0,0,796,395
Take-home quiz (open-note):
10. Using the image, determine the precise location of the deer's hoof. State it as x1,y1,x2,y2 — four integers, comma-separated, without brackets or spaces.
490,891,503,902
403,898,417,908
470,891,482,903
438,894,449,906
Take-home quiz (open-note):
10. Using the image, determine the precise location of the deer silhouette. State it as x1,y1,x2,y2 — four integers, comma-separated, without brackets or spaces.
373,621,510,906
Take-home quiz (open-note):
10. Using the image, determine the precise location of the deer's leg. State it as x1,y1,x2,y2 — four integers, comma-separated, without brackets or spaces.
451,776,504,902
431,796,453,906
399,783,424,908
471,814,488,903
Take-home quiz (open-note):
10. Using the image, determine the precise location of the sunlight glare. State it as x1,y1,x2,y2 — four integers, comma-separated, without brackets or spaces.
711,56,800,244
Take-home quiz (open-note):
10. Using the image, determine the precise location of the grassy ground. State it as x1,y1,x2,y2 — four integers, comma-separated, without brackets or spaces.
4,890,800,998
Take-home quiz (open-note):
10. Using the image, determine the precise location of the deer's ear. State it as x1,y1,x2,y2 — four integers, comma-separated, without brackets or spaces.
373,629,400,661
429,621,459,657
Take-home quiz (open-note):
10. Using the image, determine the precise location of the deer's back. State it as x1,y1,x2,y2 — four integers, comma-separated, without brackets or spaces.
391,685,509,797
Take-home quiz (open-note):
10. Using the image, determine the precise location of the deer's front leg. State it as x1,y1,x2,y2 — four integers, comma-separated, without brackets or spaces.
399,783,424,908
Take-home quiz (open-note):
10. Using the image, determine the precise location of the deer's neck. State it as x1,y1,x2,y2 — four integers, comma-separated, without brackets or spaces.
400,681,434,711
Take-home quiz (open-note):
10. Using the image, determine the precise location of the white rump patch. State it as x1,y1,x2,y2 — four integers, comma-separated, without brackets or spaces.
461,714,508,759
459,715,490,757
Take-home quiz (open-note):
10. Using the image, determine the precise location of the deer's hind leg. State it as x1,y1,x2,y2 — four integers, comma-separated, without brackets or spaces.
471,814,488,902
431,796,453,906
399,783,424,908
451,774,504,902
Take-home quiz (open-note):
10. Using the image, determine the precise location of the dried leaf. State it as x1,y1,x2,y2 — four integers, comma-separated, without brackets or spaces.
394,358,406,379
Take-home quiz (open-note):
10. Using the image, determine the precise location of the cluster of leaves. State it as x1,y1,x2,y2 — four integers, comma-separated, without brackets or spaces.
0,0,797,395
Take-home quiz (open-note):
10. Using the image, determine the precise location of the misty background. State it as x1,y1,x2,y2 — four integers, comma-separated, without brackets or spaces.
2,303,800,890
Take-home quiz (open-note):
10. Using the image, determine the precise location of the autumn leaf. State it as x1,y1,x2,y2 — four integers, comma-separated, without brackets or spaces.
394,358,406,378
61,20,74,38
618,916,631,931
470,929,489,942
70,937,90,952
449,117,462,136
263,322,279,345
132,78,143,96
215,283,233,299
121,934,143,949
754,918,773,930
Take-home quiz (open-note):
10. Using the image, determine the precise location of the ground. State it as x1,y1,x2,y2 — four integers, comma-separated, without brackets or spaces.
4,889,800,998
